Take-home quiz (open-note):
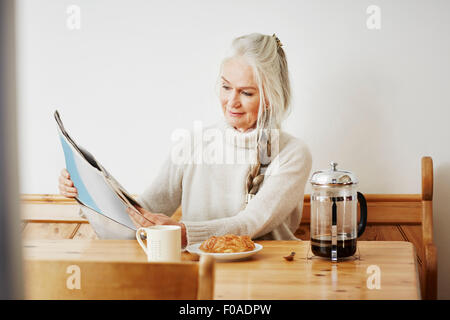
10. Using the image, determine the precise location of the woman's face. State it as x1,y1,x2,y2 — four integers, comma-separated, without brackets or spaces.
219,57,260,132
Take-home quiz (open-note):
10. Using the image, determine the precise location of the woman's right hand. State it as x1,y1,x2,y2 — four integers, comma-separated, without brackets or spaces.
58,168,78,198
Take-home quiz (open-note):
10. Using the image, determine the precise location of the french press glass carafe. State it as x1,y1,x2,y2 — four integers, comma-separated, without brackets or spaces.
309,162,367,261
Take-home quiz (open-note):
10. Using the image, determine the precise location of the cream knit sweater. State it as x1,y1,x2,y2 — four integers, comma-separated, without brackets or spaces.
137,117,312,246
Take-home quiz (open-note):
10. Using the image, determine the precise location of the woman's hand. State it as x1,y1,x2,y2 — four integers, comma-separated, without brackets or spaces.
58,169,78,198
127,206,187,248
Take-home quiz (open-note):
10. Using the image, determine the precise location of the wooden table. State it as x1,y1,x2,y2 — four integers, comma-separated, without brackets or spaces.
23,240,421,300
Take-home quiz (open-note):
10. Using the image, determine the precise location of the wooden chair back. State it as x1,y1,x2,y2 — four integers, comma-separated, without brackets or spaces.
420,156,437,300
24,255,214,300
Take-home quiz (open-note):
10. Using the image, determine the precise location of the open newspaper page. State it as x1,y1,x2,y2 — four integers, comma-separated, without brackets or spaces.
54,110,142,231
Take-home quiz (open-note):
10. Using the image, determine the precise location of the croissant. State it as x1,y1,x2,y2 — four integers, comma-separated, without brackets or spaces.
199,234,255,253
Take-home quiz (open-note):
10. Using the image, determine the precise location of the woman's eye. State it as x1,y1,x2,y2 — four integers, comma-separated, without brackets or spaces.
242,91,253,97
222,85,231,90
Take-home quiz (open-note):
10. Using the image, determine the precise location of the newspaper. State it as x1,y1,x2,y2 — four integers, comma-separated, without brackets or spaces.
54,110,142,235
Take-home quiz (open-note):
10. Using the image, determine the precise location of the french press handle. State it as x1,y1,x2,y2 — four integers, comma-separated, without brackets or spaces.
357,192,368,237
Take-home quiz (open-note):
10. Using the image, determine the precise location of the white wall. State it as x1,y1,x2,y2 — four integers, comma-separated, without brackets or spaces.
16,0,450,298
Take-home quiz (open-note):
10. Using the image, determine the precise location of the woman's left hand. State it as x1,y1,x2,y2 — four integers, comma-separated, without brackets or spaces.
127,206,187,247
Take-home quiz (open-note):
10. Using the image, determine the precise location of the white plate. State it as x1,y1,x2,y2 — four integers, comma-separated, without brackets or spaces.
185,243,263,261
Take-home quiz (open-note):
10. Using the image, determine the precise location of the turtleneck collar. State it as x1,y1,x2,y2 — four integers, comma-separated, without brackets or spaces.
219,115,258,150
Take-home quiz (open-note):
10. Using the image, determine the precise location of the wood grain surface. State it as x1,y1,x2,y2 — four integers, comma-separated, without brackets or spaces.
23,239,420,300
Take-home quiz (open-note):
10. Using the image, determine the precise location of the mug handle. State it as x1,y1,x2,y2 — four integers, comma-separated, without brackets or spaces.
136,227,148,255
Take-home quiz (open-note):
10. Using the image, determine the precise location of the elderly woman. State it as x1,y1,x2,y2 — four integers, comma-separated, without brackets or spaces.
58,33,312,248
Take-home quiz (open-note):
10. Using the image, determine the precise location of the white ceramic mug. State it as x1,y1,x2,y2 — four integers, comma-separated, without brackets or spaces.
136,225,181,262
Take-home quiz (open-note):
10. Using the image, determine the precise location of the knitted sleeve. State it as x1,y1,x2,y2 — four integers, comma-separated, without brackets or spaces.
181,140,312,245
136,151,184,217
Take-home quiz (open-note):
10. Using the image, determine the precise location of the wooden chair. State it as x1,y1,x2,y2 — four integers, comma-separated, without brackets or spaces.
24,255,215,300
420,156,437,300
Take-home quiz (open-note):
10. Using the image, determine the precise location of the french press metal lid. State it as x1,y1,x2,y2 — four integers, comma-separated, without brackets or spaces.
310,162,358,186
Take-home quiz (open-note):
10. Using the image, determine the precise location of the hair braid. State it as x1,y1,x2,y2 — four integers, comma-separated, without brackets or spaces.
245,128,271,205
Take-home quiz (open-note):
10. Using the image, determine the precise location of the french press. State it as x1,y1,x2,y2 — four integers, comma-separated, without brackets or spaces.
309,162,367,261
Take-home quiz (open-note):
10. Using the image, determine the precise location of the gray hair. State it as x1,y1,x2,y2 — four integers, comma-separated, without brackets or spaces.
226,33,291,130
221,33,292,206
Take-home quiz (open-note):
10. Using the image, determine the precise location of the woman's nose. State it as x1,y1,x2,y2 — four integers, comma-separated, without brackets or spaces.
228,90,241,108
